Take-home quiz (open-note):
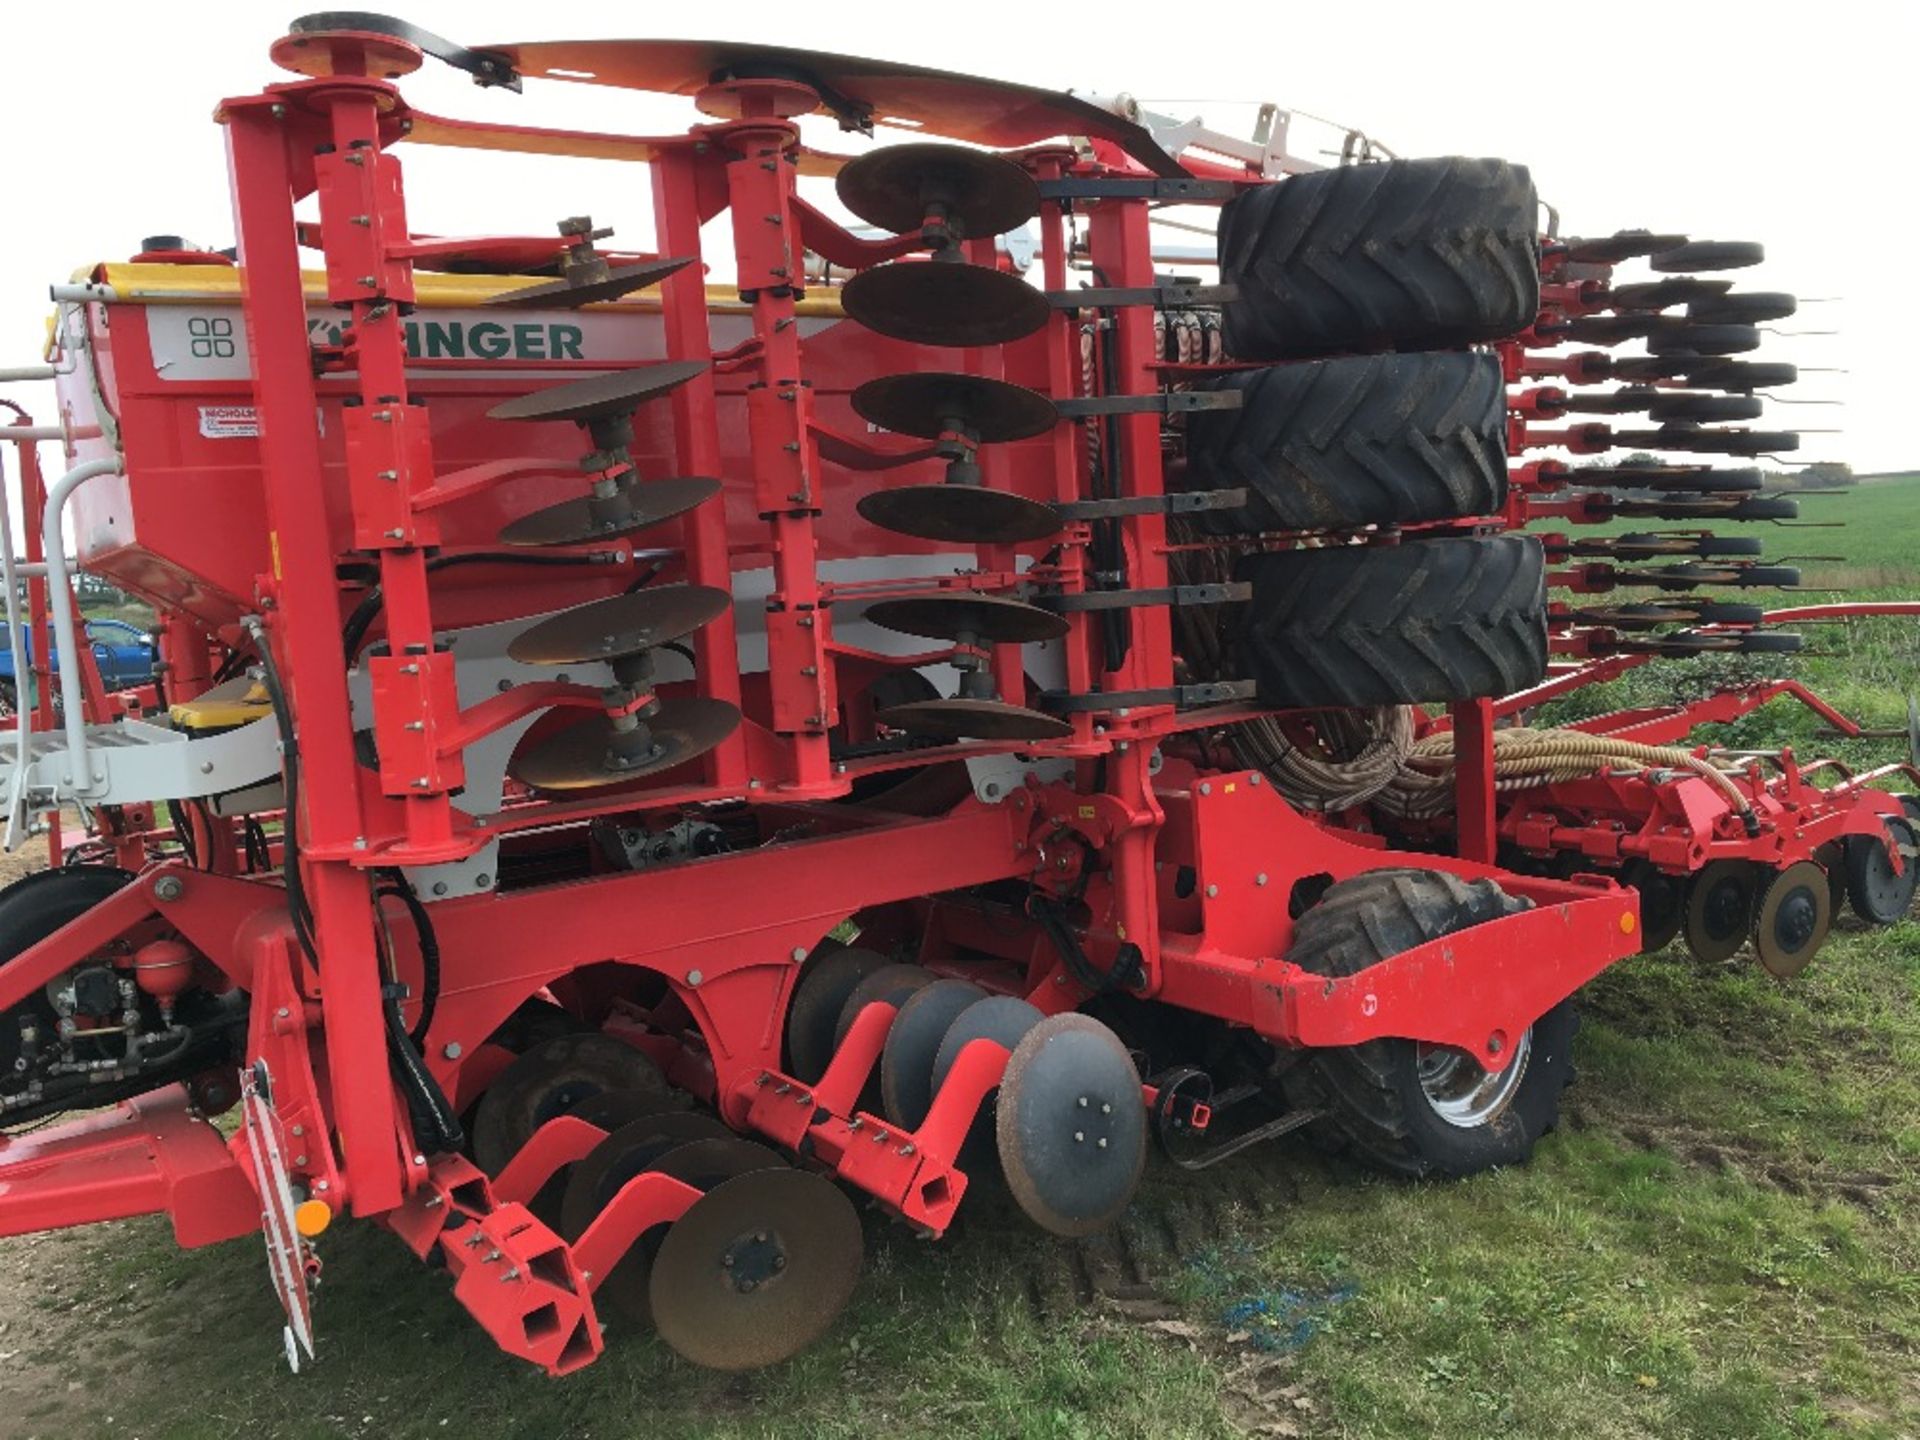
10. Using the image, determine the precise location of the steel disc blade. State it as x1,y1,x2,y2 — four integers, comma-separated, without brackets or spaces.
837,142,1041,237
498,475,722,547
1646,324,1762,357
559,1112,732,1242
573,1134,783,1328
1560,387,1658,415
530,1087,693,1226
1681,360,1798,392
1561,230,1688,263
509,585,732,665
1684,860,1759,964
1650,239,1765,273
567,1088,689,1133
852,371,1057,442
1621,860,1687,954
1606,277,1732,311
483,255,697,309
1688,290,1798,325
1753,861,1831,979
649,1168,863,1371
1565,464,1763,494
996,1014,1146,1237
864,591,1068,645
1557,315,1656,346
1646,393,1764,424
470,1033,669,1176
488,360,708,423
840,261,1049,346
826,964,935,1113
925,994,1045,1172
878,697,1070,742
511,696,742,791
881,978,987,1130
1609,356,1696,382
856,484,1061,544
831,963,935,1048
786,947,890,1083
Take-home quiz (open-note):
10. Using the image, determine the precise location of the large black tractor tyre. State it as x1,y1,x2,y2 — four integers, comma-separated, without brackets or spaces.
1234,534,1548,708
1218,157,1540,361
1184,351,1506,535
1279,869,1578,1178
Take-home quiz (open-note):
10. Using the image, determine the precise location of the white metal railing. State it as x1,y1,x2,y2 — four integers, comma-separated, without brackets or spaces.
40,458,124,800
0,447,30,848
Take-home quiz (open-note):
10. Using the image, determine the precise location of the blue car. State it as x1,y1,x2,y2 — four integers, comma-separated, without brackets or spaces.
0,616,158,711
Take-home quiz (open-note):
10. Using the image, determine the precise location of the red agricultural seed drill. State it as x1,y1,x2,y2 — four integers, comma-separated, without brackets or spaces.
0,12,1911,1375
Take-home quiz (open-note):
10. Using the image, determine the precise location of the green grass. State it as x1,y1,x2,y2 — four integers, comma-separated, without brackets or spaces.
24,917,1919,1439
1532,474,1920,761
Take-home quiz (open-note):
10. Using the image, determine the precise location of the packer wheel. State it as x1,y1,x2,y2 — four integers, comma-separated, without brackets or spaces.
1277,869,1577,1178
471,1033,669,1176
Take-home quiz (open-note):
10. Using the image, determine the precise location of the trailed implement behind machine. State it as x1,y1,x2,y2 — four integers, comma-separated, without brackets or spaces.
0,11,1910,1377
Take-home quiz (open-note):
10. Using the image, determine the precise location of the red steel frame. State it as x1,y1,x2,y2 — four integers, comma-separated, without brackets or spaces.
0,28,1651,1373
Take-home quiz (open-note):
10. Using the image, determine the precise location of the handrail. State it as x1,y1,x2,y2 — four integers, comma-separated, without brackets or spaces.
0,442,32,846
41,457,123,797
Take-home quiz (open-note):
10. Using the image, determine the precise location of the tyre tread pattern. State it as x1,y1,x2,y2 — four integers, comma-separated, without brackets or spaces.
1219,157,1540,360
1235,535,1548,708
1279,868,1575,1178
1185,351,1507,534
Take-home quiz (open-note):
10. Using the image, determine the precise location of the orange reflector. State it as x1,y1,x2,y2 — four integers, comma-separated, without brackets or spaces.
1619,912,1638,935
294,1199,333,1238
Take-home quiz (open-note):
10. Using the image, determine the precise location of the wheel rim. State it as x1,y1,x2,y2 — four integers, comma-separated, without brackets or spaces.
1415,1029,1533,1129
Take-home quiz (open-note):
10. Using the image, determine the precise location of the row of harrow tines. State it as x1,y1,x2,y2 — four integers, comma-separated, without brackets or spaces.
1510,228,1820,661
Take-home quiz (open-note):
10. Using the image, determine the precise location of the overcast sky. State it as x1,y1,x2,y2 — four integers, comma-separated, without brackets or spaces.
0,2,1911,472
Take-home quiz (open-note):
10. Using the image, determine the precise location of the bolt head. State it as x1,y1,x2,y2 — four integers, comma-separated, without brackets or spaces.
686,969,704,987
442,1040,463,1060
790,947,806,963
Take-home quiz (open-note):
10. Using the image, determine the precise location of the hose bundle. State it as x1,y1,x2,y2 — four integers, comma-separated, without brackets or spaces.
1167,529,1754,822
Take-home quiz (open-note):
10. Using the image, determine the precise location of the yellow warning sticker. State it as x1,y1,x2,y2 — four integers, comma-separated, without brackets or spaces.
1077,805,1096,819
269,531,282,580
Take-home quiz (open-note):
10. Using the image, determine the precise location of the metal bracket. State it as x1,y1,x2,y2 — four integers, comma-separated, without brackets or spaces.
288,13,523,90
1042,582,1249,613
1048,283,1237,309
1055,391,1242,419
1041,680,1257,713
1037,177,1240,202
1056,488,1247,521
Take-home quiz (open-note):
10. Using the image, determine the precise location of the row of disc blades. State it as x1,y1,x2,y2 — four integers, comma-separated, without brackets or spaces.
784,947,1147,1238
468,1032,859,1371
476,144,1086,760
834,143,1075,741
1531,227,1809,655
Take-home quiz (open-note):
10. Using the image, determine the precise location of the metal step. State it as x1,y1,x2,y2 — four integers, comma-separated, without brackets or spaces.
2,714,282,849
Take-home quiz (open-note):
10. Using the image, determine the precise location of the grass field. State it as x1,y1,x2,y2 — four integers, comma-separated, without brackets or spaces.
3,482,1918,1439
